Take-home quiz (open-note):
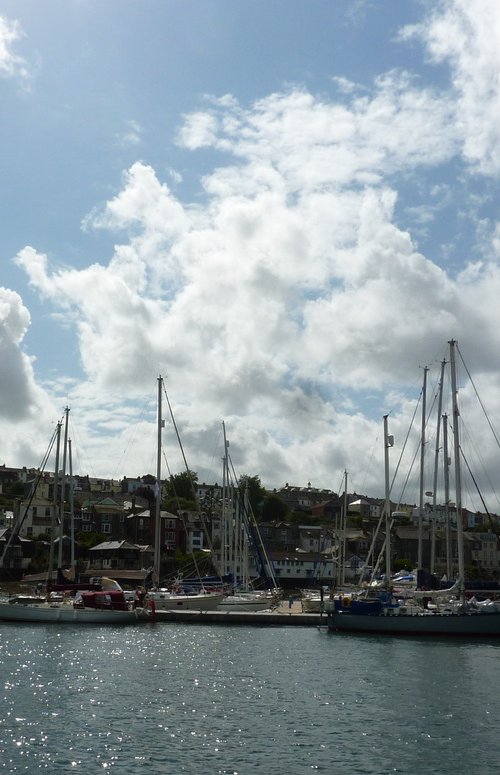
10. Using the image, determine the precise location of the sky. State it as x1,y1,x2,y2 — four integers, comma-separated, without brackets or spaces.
2,0,500,513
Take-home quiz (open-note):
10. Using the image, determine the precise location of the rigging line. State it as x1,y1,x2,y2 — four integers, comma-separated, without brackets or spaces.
161,457,208,584
361,434,379,495
459,415,500,512
161,381,219,576
0,420,61,568
459,445,499,537
363,400,422,579
161,450,202,580
162,382,193,495
391,390,421,505
110,400,151,483
394,438,420,509
335,470,346,496
457,343,500,449
204,423,224,485
226,453,278,589
65,415,99,481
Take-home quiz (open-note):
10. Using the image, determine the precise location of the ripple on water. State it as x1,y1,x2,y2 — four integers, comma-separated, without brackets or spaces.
1,625,500,773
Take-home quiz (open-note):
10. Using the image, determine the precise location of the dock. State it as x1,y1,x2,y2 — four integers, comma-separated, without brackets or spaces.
150,599,325,626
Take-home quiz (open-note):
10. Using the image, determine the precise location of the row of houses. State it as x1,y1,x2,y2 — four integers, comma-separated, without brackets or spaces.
2,467,500,582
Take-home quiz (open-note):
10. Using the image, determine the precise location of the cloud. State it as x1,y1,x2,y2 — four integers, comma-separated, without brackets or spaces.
0,15,30,81
401,0,500,175
115,119,143,148
0,287,59,472
8,0,500,505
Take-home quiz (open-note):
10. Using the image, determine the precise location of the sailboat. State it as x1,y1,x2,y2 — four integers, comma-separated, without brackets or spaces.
326,340,500,636
144,376,225,613
0,410,149,625
215,422,280,612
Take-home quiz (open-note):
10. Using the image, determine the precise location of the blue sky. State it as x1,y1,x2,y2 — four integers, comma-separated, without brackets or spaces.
2,0,500,510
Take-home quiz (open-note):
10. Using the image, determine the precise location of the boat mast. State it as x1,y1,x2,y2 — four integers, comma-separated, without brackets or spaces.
242,485,249,588
47,420,62,586
442,413,452,580
431,360,446,573
340,470,348,587
417,366,428,571
68,436,75,572
383,415,393,581
221,422,229,578
57,407,70,569
449,340,465,595
153,375,163,584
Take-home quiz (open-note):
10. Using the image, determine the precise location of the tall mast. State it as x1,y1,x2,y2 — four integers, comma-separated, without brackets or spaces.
153,376,163,584
383,415,393,580
48,420,62,586
431,360,446,573
221,421,229,578
58,407,69,568
417,366,428,571
68,436,75,572
340,470,348,587
442,413,452,579
242,483,249,588
449,340,465,594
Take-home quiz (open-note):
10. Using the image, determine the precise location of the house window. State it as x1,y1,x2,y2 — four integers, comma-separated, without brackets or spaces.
82,524,92,532
102,524,111,534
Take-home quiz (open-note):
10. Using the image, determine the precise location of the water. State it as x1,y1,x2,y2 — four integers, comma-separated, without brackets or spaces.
1,622,499,774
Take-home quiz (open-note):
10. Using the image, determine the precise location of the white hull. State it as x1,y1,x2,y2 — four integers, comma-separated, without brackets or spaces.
217,597,272,612
328,610,500,636
147,591,225,611
0,601,147,624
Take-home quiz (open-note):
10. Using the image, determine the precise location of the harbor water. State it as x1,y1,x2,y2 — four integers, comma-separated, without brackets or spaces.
1,621,499,774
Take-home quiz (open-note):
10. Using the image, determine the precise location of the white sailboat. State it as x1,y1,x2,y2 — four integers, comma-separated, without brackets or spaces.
214,422,281,611
326,340,500,637
144,376,225,613
218,589,278,612
0,410,149,625
0,587,148,624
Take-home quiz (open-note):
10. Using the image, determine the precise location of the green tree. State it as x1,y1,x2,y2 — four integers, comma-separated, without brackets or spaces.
4,481,25,497
75,530,106,551
26,537,51,573
165,470,198,501
261,493,288,522
134,485,155,505
238,475,267,520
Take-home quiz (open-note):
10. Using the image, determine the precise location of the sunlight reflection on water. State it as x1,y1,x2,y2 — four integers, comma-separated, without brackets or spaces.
1,623,500,773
